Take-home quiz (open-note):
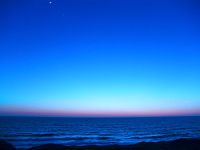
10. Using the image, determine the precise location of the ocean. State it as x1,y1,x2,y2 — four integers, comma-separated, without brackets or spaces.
0,116,200,148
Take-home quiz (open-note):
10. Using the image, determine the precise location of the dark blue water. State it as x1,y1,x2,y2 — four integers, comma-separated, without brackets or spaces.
0,116,200,148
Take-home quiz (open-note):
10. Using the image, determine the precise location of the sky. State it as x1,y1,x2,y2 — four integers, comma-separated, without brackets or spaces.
0,0,200,117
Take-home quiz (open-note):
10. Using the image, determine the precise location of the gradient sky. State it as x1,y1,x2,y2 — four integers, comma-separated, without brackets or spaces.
0,0,200,116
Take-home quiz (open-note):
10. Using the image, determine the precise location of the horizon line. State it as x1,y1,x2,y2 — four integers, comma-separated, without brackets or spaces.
0,114,200,118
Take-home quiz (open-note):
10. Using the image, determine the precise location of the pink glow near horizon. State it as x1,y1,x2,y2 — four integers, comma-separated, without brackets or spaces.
0,106,200,117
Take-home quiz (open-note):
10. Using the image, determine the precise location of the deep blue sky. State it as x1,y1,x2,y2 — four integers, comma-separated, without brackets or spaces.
0,0,200,116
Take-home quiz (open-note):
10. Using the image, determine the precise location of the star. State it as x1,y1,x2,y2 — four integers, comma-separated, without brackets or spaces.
49,1,52,4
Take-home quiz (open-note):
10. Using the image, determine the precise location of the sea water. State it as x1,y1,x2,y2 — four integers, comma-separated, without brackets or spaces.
0,116,200,148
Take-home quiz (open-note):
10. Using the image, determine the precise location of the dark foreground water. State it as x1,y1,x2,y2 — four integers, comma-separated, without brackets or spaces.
0,116,200,148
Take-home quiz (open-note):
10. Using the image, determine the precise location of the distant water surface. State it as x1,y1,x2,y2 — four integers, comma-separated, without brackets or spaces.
0,116,200,148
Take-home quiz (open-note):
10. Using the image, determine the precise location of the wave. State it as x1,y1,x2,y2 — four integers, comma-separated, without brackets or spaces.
30,133,56,137
132,133,190,139
1,133,56,138
3,135,111,142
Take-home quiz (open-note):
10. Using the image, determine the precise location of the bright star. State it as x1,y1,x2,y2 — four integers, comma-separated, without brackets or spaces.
49,1,52,4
